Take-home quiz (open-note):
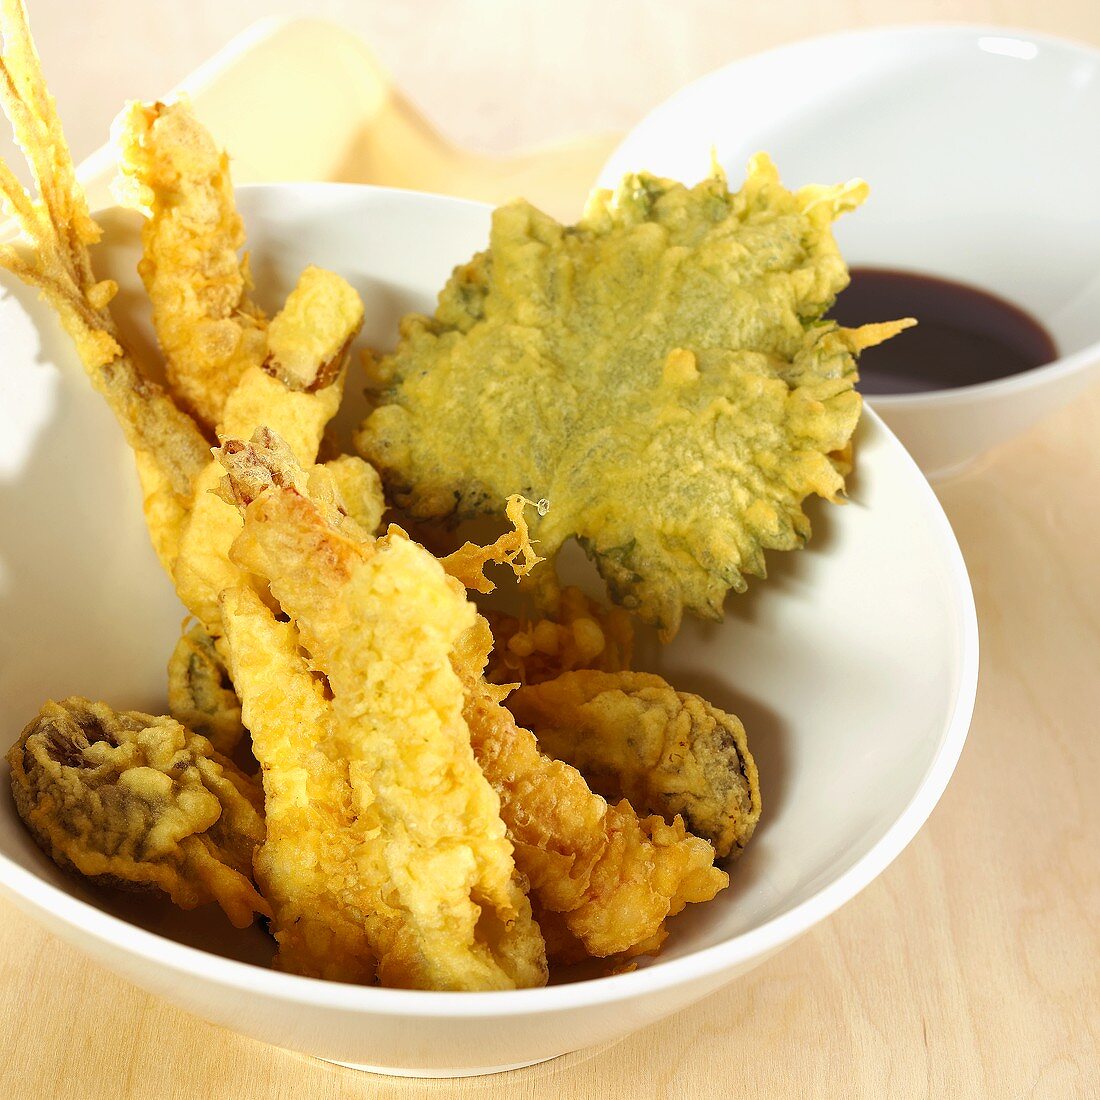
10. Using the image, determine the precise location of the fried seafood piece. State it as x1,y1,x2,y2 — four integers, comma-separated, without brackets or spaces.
510,670,761,860
164,269,365,753
166,622,244,755
485,586,634,686
113,98,267,431
220,586,376,983
0,0,209,524
218,435,546,990
171,266,365,637
8,697,267,928
454,620,727,959
172,410,374,767
358,155,914,637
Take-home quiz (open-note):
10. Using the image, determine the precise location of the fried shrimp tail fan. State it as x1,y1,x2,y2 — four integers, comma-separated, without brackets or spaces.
510,670,762,859
217,431,547,990
8,697,268,928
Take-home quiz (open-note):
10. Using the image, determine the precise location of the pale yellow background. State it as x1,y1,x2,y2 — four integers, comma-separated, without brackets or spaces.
2,2,1099,1098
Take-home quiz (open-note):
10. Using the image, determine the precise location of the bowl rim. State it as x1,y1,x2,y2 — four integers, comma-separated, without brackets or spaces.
0,181,979,1018
597,22,1100,410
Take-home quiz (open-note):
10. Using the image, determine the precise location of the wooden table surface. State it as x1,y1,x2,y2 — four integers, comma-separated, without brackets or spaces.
2,2,1099,1097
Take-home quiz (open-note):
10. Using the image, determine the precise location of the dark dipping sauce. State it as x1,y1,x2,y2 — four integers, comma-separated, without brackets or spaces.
831,268,1058,396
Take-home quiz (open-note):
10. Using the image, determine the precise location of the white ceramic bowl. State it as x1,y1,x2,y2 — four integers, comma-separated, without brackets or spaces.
0,185,977,1075
599,25,1100,480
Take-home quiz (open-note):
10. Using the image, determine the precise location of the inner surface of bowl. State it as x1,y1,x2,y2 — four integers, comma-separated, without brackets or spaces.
598,27,1100,362
0,186,974,984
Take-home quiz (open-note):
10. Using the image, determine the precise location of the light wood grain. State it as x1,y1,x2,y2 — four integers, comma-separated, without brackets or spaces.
3,2,1100,1097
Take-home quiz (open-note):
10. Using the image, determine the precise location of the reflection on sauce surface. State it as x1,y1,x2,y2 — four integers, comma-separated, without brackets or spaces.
831,268,1058,396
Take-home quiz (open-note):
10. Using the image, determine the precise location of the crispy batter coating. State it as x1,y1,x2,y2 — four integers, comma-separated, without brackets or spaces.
221,586,377,983
166,623,244,755
133,452,194,573
0,1,208,512
215,427,375,540
454,620,727,959
172,266,364,639
485,586,634,686
264,265,364,391
112,98,267,430
358,156,914,636
321,453,385,535
511,671,761,859
8,697,267,928
219,436,547,990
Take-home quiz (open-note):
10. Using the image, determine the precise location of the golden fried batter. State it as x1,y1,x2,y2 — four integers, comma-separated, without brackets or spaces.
511,670,761,859
0,0,208,519
321,453,385,535
166,623,244,755
263,265,364,391
485,586,634,686
440,495,543,594
171,266,365,640
113,98,267,431
454,620,727,959
358,156,914,637
219,435,547,990
221,586,377,983
2,0,767,985
8,697,267,928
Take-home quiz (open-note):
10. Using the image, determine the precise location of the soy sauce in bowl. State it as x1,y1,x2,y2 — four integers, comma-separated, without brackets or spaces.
832,268,1058,396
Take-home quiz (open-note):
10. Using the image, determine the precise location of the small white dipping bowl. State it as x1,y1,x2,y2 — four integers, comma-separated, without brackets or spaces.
598,25,1100,479
0,185,977,1075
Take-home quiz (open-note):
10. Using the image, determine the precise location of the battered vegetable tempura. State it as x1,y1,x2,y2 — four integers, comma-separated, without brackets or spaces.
221,586,377,983
110,95,370,597
8,697,267,928
455,621,727,959
0,0,208,540
164,269,365,752
511,671,761,859
1,0,777,989
166,623,244,755
170,266,366,638
218,434,547,990
358,156,914,636
485,586,634,686
113,98,268,431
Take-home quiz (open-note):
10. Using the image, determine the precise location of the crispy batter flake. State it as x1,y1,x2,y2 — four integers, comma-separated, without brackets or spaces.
441,494,543,594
